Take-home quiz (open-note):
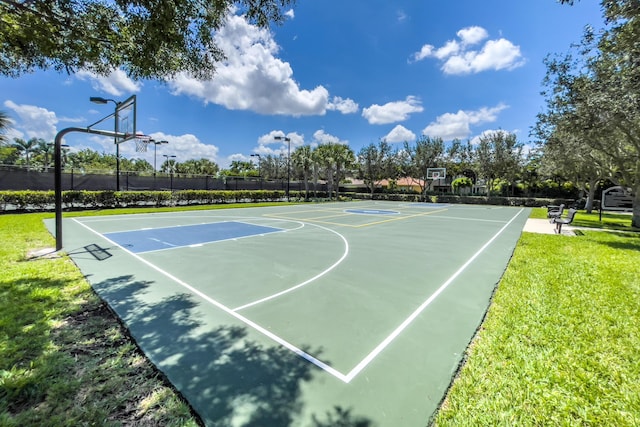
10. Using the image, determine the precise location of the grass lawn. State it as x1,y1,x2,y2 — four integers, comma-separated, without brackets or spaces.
433,208,640,425
1,205,639,426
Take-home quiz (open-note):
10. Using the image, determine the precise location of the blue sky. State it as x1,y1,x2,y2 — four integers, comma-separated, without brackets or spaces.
1,0,603,169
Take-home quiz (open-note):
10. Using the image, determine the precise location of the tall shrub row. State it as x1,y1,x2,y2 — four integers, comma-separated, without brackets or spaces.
0,190,293,212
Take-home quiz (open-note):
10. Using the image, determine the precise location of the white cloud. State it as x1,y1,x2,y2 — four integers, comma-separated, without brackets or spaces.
168,13,337,117
312,129,345,145
4,100,58,141
108,132,221,167
255,131,303,156
362,96,423,125
422,103,508,141
75,69,142,97
285,9,295,19
383,125,416,143
412,45,434,62
457,26,488,45
410,26,525,74
433,40,461,60
327,96,359,114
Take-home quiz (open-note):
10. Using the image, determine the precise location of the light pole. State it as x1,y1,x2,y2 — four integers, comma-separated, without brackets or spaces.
274,135,291,201
151,139,168,190
163,154,176,191
90,96,121,190
153,140,169,172
250,153,261,189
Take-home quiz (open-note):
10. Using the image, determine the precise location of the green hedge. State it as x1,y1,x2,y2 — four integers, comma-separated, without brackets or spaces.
0,190,289,212
348,192,574,207
0,190,575,212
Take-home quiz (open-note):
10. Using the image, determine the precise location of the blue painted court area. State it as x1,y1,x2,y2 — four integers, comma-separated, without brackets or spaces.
104,221,282,253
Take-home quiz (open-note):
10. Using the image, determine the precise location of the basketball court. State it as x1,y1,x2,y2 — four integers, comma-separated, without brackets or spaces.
46,201,530,426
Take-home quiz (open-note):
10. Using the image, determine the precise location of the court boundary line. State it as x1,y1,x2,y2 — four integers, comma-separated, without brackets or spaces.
71,218,350,382
420,215,508,224
69,207,525,384
343,207,525,382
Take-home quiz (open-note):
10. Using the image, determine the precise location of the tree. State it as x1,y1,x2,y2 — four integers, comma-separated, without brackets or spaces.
224,160,255,177
177,158,219,175
291,145,313,200
0,111,10,144
0,145,19,165
12,137,39,170
121,158,153,173
533,113,613,212
0,0,294,79
357,140,396,198
403,136,445,200
313,143,355,200
32,138,53,171
444,139,475,182
474,131,523,197
539,1,640,226
161,159,178,174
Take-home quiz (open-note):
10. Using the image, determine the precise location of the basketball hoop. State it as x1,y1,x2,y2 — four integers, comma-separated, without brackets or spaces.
426,167,446,181
134,135,152,152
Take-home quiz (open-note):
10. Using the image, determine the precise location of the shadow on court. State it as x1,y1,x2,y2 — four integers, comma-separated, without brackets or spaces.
93,275,375,427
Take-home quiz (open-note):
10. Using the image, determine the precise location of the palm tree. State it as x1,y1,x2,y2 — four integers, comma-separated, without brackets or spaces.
35,139,54,171
12,137,38,170
332,144,356,200
291,145,313,200
314,143,336,200
0,111,10,144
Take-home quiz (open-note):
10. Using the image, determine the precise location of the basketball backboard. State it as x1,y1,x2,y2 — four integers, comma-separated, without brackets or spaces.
87,95,136,144
115,95,136,143
426,167,446,180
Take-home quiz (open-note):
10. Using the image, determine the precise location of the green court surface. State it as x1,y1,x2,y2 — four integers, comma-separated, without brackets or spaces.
47,201,530,426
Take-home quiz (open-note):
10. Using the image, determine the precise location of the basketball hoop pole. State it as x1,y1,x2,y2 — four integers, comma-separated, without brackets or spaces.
54,126,124,251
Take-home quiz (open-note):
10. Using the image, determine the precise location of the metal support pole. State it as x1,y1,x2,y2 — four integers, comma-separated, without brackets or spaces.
55,127,121,251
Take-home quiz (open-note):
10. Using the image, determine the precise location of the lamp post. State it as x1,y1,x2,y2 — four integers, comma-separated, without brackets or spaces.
153,140,169,172
250,153,261,189
163,154,176,191
274,135,291,201
90,96,121,190
151,139,169,190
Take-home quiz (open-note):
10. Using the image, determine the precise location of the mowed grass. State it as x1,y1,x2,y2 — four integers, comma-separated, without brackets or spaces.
2,205,639,426
434,209,640,426
529,205,639,231
0,212,200,426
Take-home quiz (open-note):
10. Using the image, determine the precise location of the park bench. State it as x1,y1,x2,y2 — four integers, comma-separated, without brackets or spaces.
547,203,565,219
551,208,578,234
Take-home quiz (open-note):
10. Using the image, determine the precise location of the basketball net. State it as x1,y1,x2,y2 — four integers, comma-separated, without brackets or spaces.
134,136,151,152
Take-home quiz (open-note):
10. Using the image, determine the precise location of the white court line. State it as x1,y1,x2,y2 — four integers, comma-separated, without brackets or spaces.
232,223,349,311
343,207,525,382
71,207,524,383
72,218,350,382
424,215,508,224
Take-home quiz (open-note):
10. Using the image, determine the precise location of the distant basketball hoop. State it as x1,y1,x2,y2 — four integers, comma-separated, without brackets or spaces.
426,167,446,181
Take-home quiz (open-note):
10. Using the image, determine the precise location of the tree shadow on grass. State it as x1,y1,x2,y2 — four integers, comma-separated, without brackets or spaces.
0,276,82,414
92,274,376,427
594,231,640,251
